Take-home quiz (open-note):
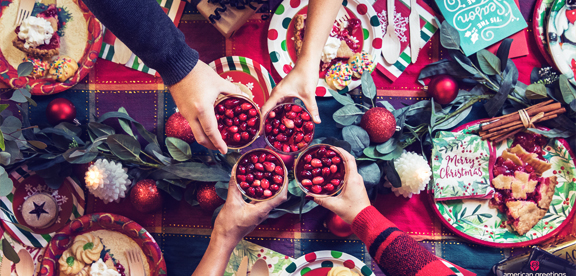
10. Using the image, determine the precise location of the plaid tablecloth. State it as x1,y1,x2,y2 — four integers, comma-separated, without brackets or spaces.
1,0,574,275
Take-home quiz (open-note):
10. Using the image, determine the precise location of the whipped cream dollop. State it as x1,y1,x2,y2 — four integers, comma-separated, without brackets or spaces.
90,259,120,276
321,36,341,63
18,16,54,49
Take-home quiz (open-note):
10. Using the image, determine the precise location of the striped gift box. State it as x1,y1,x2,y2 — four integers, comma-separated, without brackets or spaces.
0,166,85,248
98,0,186,76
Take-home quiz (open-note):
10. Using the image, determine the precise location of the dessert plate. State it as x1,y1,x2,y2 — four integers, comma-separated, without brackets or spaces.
533,0,556,67
209,56,275,108
40,213,167,276
267,0,382,97
0,0,103,95
546,0,576,85
0,166,85,248
432,120,576,247
279,250,374,276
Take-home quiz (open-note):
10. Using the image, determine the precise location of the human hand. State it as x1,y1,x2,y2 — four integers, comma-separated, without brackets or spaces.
312,148,371,224
168,61,242,154
261,63,322,125
212,177,288,244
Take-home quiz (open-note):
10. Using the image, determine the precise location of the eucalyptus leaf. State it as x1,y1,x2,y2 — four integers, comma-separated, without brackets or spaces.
2,239,19,263
0,104,8,113
161,163,231,182
25,96,37,107
135,122,159,146
106,134,142,161
381,146,403,160
0,152,10,166
0,131,4,151
477,50,501,75
0,167,13,197
361,70,376,101
440,21,460,50
418,59,471,80
28,140,47,149
453,54,478,75
328,87,354,106
214,181,229,200
10,88,30,103
484,61,518,117
341,126,370,156
527,128,573,138
41,128,84,145
430,98,436,129
559,75,576,108
377,100,395,112
288,179,304,197
117,107,135,137
333,105,364,126
145,144,172,165
496,38,513,72
1,116,22,141
88,122,115,137
382,161,402,188
376,137,397,155
184,187,199,207
17,62,33,77
156,180,183,201
166,137,192,162
434,105,473,131
525,83,548,100
358,163,381,187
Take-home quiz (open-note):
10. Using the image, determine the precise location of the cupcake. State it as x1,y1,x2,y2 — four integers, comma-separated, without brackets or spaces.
23,57,50,78
71,232,104,264
47,56,78,82
21,193,58,229
348,52,375,78
325,62,353,91
59,249,86,275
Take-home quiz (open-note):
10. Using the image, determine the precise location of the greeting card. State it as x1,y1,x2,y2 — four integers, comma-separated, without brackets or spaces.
432,131,494,201
434,0,528,56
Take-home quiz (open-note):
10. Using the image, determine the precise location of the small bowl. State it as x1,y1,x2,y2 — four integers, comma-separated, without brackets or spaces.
233,148,288,201
294,144,348,197
214,94,262,150
262,103,315,155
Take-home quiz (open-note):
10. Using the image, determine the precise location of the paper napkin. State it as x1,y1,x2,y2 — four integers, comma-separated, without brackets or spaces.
224,240,293,276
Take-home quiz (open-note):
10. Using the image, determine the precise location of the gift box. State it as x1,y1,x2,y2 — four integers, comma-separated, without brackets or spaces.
432,131,495,201
197,0,264,38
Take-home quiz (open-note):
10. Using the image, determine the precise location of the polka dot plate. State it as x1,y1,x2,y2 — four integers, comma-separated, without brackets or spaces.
280,250,374,276
267,0,382,97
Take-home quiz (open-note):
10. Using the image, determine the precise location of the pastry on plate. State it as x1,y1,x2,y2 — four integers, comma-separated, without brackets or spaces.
327,266,359,276
348,52,375,78
21,193,58,229
71,232,104,264
23,57,51,79
325,62,352,90
58,249,86,275
47,56,78,82
12,5,60,59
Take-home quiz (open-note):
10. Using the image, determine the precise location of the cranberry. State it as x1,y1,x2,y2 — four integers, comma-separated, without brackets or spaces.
311,185,322,194
254,171,264,180
234,106,243,115
239,113,248,121
303,122,314,133
304,154,312,163
322,158,332,166
300,170,312,179
295,132,304,143
324,184,335,192
301,112,311,121
274,166,284,175
330,165,338,174
247,117,258,127
266,154,278,162
249,109,258,117
265,124,273,133
264,162,276,172
216,105,225,114
241,103,252,110
332,157,341,164
237,175,246,182
225,118,233,126
233,133,241,142
264,172,272,178
240,182,250,189
303,164,313,170
233,117,240,125
322,167,331,177
261,179,270,189
270,184,280,191
302,179,313,186
273,175,283,184
263,190,273,197
246,174,254,183
294,118,303,128
240,122,248,131
331,179,340,186
238,166,246,174
311,159,322,168
224,99,240,109
312,168,322,176
236,150,286,200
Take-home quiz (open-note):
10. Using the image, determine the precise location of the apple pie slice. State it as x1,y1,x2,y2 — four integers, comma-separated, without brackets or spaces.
12,4,60,59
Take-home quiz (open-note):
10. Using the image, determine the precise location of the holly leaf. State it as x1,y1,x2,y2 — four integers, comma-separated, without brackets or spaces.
525,83,548,100
440,21,460,50
333,105,364,126
477,50,501,75
106,134,142,161
2,239,19,264
0,167,13,197
361,70,376,101
165,137,192,162
17,62,33,77
382,161,401,188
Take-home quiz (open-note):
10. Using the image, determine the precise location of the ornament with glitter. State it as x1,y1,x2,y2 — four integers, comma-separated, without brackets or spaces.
386,151,431,198
85,159,131,203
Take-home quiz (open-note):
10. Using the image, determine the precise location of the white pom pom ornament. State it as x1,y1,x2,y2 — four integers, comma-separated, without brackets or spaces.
388,151,432,198
85,159,131,203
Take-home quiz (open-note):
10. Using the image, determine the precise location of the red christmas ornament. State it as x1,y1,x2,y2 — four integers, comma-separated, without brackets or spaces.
360,107,396,144
427,75,459,105
166,112,195,143
130,179,163,213
46,98,76,125
196,183,225,212
324,212,353,237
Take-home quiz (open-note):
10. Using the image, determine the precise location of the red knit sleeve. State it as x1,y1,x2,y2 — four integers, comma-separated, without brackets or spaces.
352,206,475,276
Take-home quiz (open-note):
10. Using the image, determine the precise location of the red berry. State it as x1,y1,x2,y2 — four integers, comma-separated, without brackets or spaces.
225,109,234,118
240,182,250,189
237,175,246,182
311,159,322,168
247,117,258,127
265,124,273,133
216,104,225,114
238,166,246,175
290,145,298,152
286,111,297,119
283,118,295,129
279,125,286,132
303,122,314,133
332,157,341,164
263,190,272,198
241,132,250,141
254,171,263,180
240,122,248,131
268,111,276,118
300,170,312,179
330,165,338,174
300,112,311,121
294,132,304,143
233,133,241,142
229,126,239,133
322,167,331,177
259,153,267,163
294,118,303,128
241,103,252,110
246,187,255,196
261,179,270,189
317,147,327,157
326,150,336,158
304,133,313,142
311,185,322,194
249,109,258,117
312,168,322,176
273,175,283,184
266,154,278,162
277,134,287,142
304,164,313,170
252,179,261,187
282,144,291,153
246,174,254,183
304,154,312,163
291,105,302,112
312,176,324,185
273,141,282,149
239,113,248,121
274,166,284,176
322,158,332,166
255,163,264,171
225,118,233,126
331,179,340,186
270,184,280,191
324,184,335,192
263,162,276,172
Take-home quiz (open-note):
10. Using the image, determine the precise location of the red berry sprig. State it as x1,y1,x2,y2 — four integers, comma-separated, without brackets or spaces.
264,104,314,154
296,145,344,195
236,150,286,200
215,97,260,148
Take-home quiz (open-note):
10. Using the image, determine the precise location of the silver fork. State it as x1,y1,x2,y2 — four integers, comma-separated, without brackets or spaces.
15,0,36,26
125,249,145,276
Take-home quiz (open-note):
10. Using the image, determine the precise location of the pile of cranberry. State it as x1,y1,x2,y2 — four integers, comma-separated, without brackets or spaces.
215,97,260,148
264,104,314,154
295,145,345,195
235,150,285,200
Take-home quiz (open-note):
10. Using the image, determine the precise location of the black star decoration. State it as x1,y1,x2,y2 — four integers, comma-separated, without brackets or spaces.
29,201,49,220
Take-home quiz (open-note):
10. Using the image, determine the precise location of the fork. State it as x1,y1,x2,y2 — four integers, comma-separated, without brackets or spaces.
335,6,350,28
15,0,36,26
125,249,145,276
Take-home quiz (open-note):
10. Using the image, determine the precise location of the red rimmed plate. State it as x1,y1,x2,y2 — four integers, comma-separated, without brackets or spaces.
431,120,576,247
0,0,103,95
40,213,167,276
532,0,556,67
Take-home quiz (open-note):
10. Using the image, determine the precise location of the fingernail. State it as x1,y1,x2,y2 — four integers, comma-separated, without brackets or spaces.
314,115,321,122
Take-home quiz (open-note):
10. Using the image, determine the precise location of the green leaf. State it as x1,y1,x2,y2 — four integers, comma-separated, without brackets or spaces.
341,126,370,156
134,122,158,146
434,105,473,131
471,204,481,215
0,104,9,113
17,62,33,77
288,179,304,197
453,55,478,75
88,122,115,137
376,137,397,155
165,137,192,162
361,70,376,101
106,134,142,161
156,180,183,201
0,130,4,151
28,140,47,149
477,50,501,75
117,107,135,137
381,146,403,160
0,152,10,166
0,167,13,197
525,83,548,100
430,98,436,129
440,21,461,50
527,128,573,138
161,163,231,182
559,74,576,106
10,88,30,103
214,181,228,200
83,242,94,250
185,187,199,207
333,105,364,126
382,161,401,188
25,96,37,107
2,239,19,264
328,88,354,106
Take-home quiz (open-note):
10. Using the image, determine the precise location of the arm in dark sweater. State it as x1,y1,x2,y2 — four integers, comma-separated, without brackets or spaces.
352,206,475,276
82,0,198,85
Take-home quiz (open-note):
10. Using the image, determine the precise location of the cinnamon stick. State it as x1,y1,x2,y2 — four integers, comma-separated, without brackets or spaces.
480,111,563,141
478,100,553,125
481,102,562,131
487,107,566,133
494,128,523,144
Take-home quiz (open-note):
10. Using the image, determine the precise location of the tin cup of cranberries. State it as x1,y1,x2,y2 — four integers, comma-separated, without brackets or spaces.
294,144,347,197
233,148,289,201
214,94,262,150
263,103,315,155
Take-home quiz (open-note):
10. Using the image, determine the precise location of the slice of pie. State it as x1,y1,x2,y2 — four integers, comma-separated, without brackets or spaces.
490,132,557,236
12,4,60,59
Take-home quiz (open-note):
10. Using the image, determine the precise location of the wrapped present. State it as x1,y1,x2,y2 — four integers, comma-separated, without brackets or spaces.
432,131,495,201
197,0,265,38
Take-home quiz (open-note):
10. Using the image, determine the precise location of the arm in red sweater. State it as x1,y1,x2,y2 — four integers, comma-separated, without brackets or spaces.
352,206,475,276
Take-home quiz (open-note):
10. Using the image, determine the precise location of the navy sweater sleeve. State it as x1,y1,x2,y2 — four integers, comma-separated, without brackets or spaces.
83,0,198,85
